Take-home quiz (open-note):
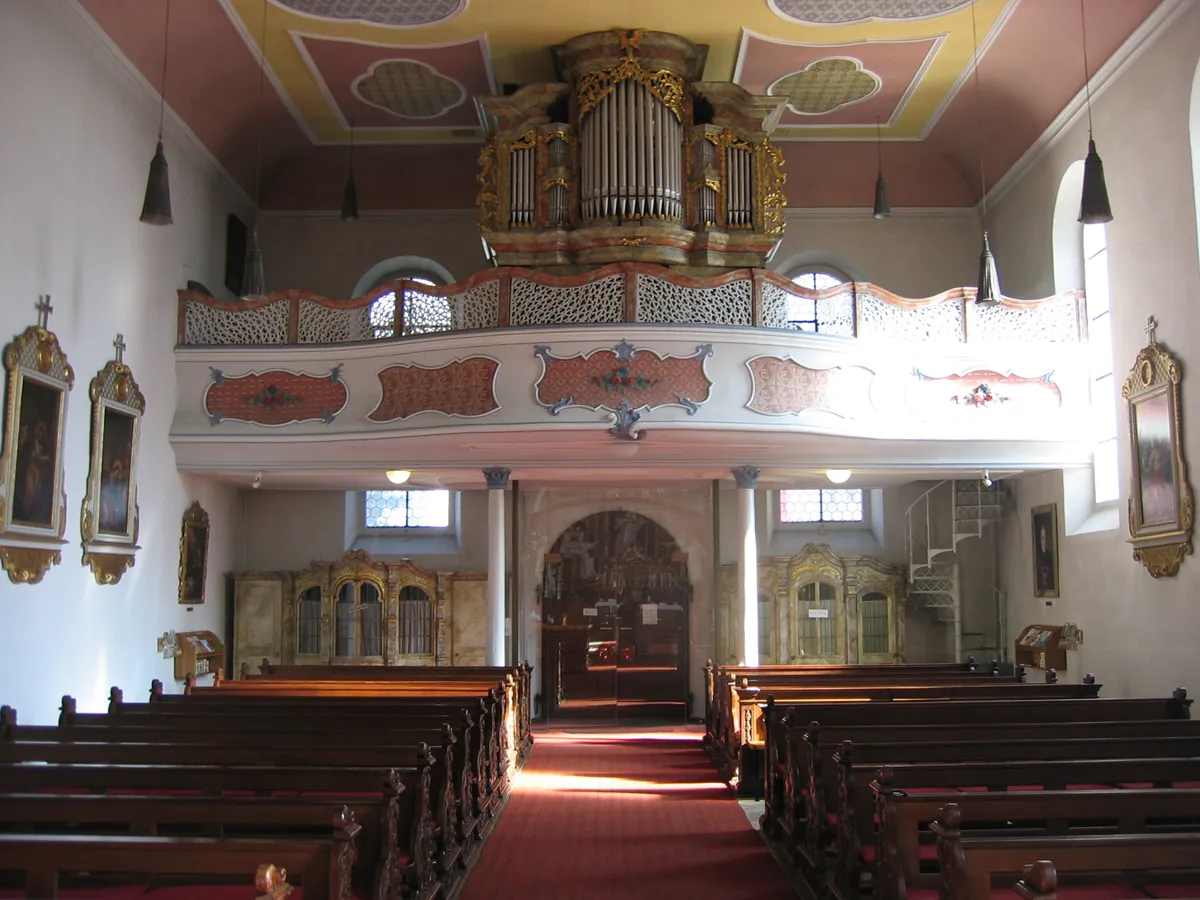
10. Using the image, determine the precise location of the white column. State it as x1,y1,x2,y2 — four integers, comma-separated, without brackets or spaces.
484,467,510,667
732,466,760,667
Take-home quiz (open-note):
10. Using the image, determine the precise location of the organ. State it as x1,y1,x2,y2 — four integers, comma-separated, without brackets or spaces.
476,29,788,270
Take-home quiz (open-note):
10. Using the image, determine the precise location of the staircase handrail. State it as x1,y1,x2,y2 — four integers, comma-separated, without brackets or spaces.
905,480,950,570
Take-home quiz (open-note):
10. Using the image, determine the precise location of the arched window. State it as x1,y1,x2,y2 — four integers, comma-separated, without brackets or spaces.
787,267,849,333
1192,59,1200,275
1085,223,1118,502
353,257,456,340
795,581,839,659
334,579,383,658
859,591,890,655
297,586,321,656
399,585,433,656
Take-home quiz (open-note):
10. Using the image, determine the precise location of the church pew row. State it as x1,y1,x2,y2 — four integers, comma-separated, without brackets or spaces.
824,750,1200,898
874,787,1200,900
932,804,1200,900
702,658,1009,749
247,663,533,759
0,758,438,900
0,801,373,900
176,678,522,775
724,680,1107,791
0,819,358,900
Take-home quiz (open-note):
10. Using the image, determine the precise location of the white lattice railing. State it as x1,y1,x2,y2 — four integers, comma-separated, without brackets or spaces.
177,263,1086,347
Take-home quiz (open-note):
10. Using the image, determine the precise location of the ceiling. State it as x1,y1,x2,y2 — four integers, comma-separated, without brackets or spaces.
80,0,1163,211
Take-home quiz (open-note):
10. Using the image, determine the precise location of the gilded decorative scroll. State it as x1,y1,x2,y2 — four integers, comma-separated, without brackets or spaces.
756,138,787,236
1123,324,1193,577
0,299,74,584
476,140,500,231
576,47,686,121
80,335,145,585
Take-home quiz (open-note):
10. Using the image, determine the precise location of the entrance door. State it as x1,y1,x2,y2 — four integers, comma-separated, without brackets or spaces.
541,511,689,723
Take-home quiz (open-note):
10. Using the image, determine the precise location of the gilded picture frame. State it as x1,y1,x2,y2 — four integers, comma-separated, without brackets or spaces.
1030,503,1060,598
80,337,145,585
1123,332,1193,577
179,501,210,604
0,311,74,585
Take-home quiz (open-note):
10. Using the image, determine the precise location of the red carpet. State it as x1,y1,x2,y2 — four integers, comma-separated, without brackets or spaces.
459,726,796,900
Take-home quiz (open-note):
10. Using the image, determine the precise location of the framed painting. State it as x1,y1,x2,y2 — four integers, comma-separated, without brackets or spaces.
80,336,145,585
1123,323,1193,577
1030,504,1060,599
0,304,75,584
179,501,210,605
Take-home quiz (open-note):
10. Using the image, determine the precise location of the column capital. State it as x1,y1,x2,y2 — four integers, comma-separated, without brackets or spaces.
731,466,761,489
483,467,511,489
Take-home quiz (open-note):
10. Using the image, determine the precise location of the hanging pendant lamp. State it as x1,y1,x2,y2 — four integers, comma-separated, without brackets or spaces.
970,0,1001,306
140,0,173,225
241,0,269,297
1077,0,1113,224
872,116,891,219
341,123,359,222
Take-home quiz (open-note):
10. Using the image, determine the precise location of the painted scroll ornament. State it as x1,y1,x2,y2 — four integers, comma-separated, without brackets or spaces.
368,356,500,422
205,366,348,426
745,357,874,417
534,341,713,415
907,369,1061,418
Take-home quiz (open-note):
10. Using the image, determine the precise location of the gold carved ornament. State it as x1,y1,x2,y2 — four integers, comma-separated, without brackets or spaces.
576,42,686,122
1122,333,1193,577
475,140,500,231
757,138,787,236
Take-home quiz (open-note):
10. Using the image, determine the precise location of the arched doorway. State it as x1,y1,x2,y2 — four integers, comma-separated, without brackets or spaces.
540,511,691,722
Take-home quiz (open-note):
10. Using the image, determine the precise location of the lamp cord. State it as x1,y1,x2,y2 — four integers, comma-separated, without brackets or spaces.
157,0,172,139
970,0,988,223
876,115,883,175
1080,0,1094,137
254,0,268,208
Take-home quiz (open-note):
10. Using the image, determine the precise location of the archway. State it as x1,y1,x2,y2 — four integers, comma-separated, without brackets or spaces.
540,510,691,722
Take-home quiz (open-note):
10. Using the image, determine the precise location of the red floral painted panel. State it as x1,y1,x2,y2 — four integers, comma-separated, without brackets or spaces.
908,369,1062,416
204,367,348,425
368,357,500,422
534,342,713,414
746,357,874,416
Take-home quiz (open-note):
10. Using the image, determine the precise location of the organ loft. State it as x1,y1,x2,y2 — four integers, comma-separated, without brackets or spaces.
476,29,788,271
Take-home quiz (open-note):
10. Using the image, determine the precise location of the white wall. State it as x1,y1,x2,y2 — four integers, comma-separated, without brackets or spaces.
0,0,250,722
989,3,1200,696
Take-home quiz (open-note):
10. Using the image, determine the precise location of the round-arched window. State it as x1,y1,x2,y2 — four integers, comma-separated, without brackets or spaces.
786,267,852,335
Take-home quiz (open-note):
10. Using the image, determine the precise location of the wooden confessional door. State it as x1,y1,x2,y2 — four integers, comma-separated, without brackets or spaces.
541,510,690,722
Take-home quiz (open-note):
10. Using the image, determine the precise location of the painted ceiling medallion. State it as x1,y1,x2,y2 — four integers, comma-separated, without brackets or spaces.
271,0,465,28
769,0,973,25
769,58,880,115
353,59,466,119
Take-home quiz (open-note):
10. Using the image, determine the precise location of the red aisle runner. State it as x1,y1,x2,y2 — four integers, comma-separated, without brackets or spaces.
460,726,796,900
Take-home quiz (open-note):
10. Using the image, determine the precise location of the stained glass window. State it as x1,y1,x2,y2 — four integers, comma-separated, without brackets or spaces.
364,490,451,529
779,489,864,523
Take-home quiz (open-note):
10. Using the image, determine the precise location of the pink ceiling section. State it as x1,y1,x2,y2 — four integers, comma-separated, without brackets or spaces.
297,34,491,128
928,0,1160,202
737,34,940,127
78,0,310,197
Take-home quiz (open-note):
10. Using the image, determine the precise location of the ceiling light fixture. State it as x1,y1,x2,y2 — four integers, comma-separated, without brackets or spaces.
386,469,412,485
872,115,891,219
826,469,852,484
970,0,1001,307
139,0,173,225
1077,0,1112,224
341,121,359,222
241,0,269,298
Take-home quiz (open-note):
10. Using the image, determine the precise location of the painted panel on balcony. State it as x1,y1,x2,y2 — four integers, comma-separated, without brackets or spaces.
745,356,875,417
534,341,714,415
367,356,500,422
204,367,348,426
907,369,1062,418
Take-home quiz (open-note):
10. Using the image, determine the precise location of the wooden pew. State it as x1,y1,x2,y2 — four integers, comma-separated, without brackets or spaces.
0,760,438,900
932,803,1200,900
872,785,1200,900
0,806,359,900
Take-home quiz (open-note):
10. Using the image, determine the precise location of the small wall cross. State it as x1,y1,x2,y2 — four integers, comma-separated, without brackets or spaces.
113,334,126,363
1145,316,1158,345
35,295,53,329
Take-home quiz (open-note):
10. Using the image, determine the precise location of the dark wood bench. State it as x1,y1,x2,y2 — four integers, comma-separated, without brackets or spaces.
932,803,1200,900
872,785,1200,900
0,806,359,900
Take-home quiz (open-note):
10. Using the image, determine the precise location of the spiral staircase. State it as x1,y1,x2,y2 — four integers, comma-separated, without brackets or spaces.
905,480,1005,662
